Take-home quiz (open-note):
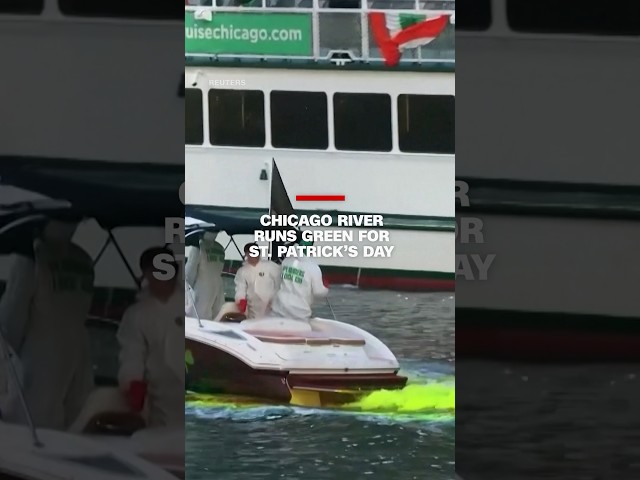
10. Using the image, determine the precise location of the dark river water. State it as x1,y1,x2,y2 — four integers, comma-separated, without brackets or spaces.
457,360,640,479
185,288,455,480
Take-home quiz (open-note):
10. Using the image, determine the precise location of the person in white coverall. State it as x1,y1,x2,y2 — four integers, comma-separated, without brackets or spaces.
234,243,281,319
185,279,197,317
270,241,329,321
117,247,183,428
185,232,225,320
0,219,95,429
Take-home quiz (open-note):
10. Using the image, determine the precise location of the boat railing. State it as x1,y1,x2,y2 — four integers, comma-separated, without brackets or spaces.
186,0,453,7
185,0,455,66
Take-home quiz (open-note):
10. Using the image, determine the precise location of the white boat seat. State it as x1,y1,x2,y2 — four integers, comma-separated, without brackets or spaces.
68,386,146,435
243,329,366,346
240,317,313,332
212,301,241,321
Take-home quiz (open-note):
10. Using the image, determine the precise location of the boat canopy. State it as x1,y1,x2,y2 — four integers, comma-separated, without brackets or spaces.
0,201,81,255
0,156,183,284
0,156,183,228
186,159,300,261
0,156,300,269
185,206,265,236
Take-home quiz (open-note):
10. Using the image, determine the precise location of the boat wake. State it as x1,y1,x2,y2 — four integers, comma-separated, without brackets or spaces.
343,381,454,413
185,374,454,424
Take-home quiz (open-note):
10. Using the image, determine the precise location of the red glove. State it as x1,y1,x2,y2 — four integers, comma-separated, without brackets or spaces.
127,380,147,412
237,299,247,313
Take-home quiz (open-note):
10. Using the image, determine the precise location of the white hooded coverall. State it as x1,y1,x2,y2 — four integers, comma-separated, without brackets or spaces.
270,256,328,321
185,280,197,317
234,260,282,319
185,233,225,320
0,231,95,429
117,285,184,428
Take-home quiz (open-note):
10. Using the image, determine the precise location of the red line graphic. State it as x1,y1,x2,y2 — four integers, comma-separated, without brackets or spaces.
296,195,345,201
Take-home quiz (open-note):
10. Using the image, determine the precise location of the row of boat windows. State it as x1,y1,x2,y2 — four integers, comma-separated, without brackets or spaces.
187,1,454,7
459,0,640,35
0,1,179,19
186,89,455,154
0,1,432,18
10,1,639,36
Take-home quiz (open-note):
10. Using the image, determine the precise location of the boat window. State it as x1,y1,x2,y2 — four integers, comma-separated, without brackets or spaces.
270,91,328,150
58,0,181,20
208,89,265,148
186,88,204,146
507,0,640,35
0,1,44,14
333,93,392,152
398,95,455,154
456,0,491,31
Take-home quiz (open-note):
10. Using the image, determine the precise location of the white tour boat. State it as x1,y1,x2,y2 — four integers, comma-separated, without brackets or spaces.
456,0,640,360
185,0,456,291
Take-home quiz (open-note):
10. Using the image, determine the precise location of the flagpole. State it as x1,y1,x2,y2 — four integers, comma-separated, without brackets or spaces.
268,158,274,261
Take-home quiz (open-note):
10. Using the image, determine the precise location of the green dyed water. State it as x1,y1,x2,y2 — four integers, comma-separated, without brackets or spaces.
186,289,455,480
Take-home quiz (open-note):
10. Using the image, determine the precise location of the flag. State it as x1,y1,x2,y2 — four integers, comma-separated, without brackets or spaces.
270,159,295,220
269,159,297,263
369,12,451,67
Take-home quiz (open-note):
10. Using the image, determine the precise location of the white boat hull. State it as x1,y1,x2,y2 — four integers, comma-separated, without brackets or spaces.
184,308,408,406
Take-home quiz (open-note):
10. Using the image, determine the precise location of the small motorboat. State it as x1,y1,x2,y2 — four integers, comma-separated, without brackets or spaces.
184,162,407,406
184,214,408,407
185,311,407,407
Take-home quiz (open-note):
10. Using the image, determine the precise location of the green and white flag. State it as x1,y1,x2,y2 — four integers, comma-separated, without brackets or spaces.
369,12,452,66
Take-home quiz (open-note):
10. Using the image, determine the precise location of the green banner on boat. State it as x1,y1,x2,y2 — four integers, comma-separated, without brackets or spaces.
185,11,312,56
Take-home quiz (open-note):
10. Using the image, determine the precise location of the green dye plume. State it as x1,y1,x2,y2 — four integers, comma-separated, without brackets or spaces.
185,392,268,409
345,383,455,413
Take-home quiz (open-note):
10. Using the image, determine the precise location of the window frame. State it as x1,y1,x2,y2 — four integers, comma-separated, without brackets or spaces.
57,0,182,20
397,93,455,155
270,90,329,151
332,92,393,153
208,88,266,148
506,0,640,36
185,88,204,146
0,1,44,15
456,0,492,32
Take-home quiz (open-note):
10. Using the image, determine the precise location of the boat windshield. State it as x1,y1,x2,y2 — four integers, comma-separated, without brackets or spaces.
0,202,180,387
